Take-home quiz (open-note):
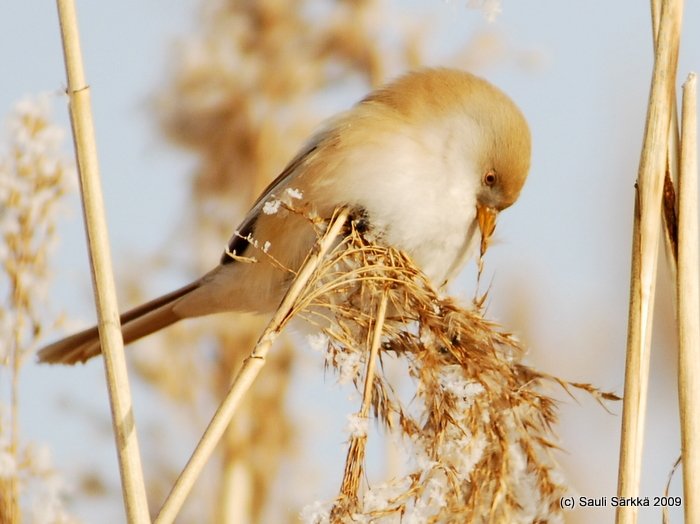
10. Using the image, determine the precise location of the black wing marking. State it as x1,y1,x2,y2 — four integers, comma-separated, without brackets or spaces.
221,214,259,264
220,138,322,265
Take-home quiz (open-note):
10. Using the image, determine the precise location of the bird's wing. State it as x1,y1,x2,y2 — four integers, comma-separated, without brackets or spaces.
220,136,322,264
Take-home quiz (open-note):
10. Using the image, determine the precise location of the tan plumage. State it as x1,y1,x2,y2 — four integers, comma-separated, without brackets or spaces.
38,68,531,365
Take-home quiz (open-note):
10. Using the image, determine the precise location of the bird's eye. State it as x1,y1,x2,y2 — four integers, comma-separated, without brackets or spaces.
483,170,497,187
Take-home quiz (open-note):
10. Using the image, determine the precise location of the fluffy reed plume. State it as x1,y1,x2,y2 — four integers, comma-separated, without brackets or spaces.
224,207,615,523
0,95,76,523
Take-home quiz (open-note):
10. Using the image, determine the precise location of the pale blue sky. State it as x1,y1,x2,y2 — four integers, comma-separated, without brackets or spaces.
3,1,700,522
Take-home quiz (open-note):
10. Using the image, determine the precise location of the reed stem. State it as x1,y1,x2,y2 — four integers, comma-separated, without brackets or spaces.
56,1,150,521
154,208,350,524
616,1,683,522
676,72,698,524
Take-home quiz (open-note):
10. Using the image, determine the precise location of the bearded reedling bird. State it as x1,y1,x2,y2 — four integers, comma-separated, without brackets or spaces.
38,68,531,365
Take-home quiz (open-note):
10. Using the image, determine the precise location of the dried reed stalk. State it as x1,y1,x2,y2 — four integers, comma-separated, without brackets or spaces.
154,208,350,524
55,0,150,521
677,72,699,524
332,292,389,517
617,1,683,523
652,0,682,270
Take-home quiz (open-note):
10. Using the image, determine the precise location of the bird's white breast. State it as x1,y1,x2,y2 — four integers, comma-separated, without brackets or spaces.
310,115,483,286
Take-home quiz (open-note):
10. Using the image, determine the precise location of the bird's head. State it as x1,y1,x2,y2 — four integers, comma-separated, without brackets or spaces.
360,68,531,259
460,72,531,258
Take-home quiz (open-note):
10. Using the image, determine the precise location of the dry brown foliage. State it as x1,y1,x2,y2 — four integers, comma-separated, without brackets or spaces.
229,209,620,523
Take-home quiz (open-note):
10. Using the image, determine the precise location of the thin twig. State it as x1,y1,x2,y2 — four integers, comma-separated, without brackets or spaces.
360,292,389,417
336,292,389,504
55,1,150,521
663,455,682,524
154,208,350,524
677,72,699,524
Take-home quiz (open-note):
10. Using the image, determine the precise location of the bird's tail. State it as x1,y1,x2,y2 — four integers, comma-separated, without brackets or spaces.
37,281,200,365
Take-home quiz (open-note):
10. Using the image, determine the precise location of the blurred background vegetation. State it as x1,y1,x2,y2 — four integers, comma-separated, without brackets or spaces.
1,0,699,522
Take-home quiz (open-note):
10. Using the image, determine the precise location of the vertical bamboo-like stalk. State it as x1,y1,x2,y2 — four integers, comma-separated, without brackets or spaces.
616,1,683,523
55,1,150,522
677,73,698,524
652,0,682,272
154,208,350,524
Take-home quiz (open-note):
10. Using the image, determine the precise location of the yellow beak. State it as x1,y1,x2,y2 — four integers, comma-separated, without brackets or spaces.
476,204,498,259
